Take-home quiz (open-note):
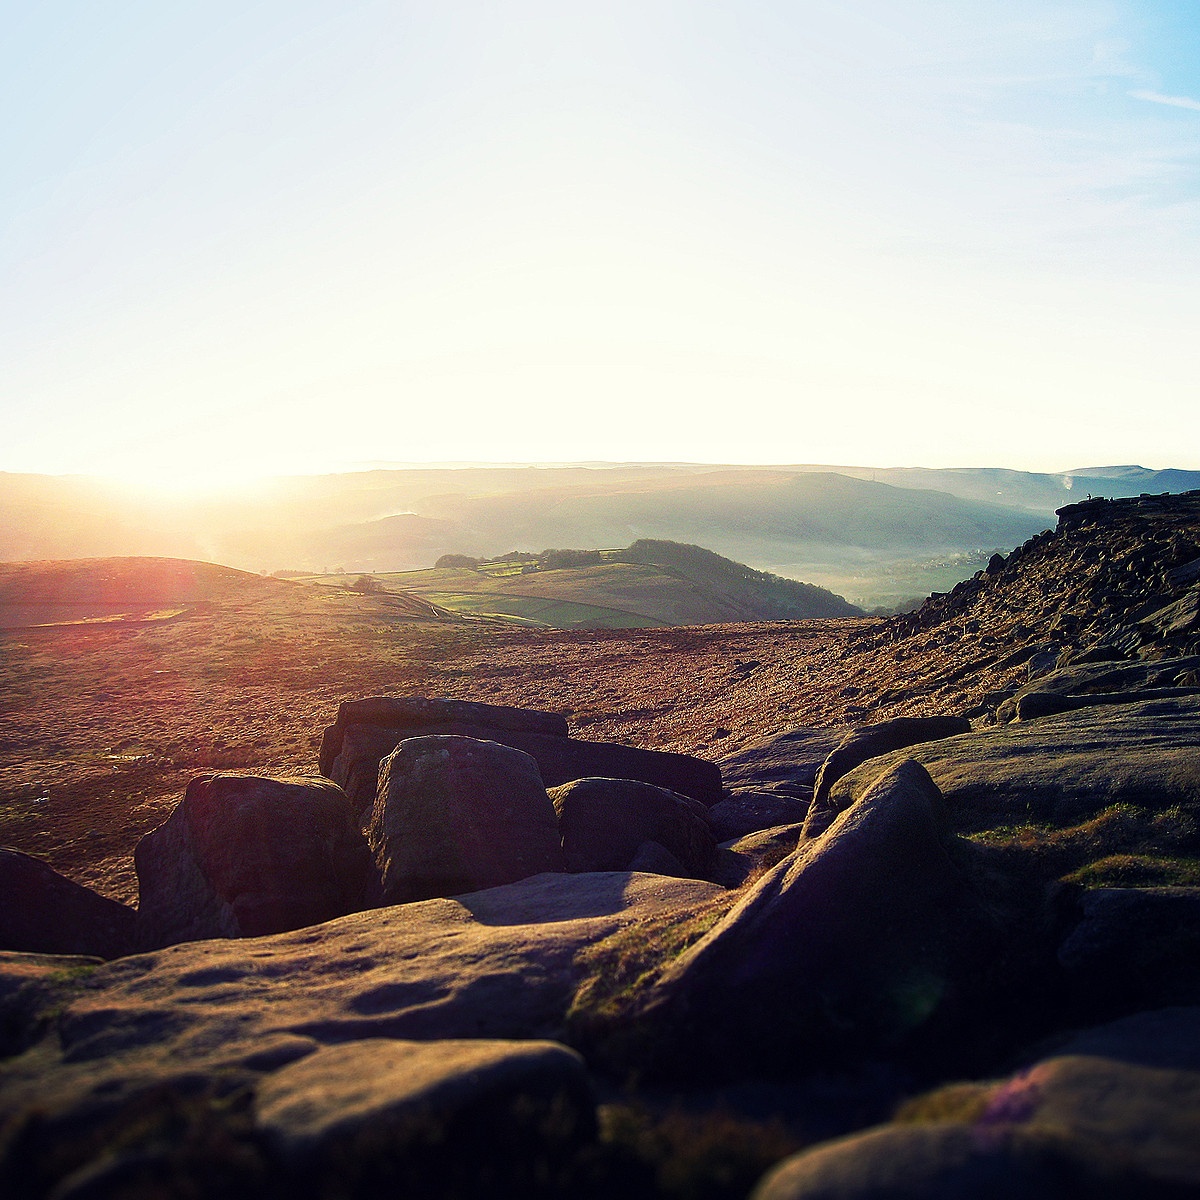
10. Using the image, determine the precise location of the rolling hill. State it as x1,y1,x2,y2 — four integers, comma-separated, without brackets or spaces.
304,540,861,629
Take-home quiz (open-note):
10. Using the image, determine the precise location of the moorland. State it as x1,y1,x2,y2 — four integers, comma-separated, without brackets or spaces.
2,488,1200,1198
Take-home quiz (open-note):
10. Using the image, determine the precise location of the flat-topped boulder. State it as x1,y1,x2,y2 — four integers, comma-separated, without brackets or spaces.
0,849,134,960
717,726,849,796
707,790,811,841
135,774,375,949
369,736,564,904
318,697,570,775
320,694,723,819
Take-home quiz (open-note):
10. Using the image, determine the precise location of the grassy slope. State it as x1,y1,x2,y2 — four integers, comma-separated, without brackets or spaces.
304,543,859,629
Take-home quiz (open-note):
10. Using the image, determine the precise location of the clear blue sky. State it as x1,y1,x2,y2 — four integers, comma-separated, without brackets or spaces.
2,1,1198,487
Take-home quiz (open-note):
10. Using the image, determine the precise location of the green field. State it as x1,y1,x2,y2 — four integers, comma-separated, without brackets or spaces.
299,541,860,629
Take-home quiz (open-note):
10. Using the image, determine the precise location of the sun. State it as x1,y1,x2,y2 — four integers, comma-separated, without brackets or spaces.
97,458,283,501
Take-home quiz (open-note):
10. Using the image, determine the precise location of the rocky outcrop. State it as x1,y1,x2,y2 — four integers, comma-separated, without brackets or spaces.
319,695,723,820
135,774,374,949
803,716,971,837
631,760,1054,1079
824,698,1200,841
369,736,564,904
550,777,716,878
0,849,134,959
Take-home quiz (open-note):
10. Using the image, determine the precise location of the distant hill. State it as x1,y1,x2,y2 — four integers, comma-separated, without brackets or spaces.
3,462,1197,607
0,557,285,629
305,540,860,629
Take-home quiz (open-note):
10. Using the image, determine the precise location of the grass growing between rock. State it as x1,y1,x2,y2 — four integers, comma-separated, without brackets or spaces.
967,802,1200,887
1064,854,1200,887
565,894,739,1075
591,1102,805,1200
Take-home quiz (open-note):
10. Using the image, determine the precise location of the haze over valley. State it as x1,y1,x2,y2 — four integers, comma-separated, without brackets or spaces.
5,461,1198,609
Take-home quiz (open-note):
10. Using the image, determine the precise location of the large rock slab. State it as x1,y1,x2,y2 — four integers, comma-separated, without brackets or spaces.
369,736,564,904
636,760,1049,1079
320,694,723,819
3,873,719,1200
753,1007,1200,1199
0,849,134,960
135,774,374,949
0,872,720,1093
256,1037,595,1195
826,697,1200,835
551,777,716,878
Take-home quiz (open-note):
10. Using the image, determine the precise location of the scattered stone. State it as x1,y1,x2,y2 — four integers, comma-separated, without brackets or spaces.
550,777,716,878
0,849,134,960
135,774,374,949
369,736,564,904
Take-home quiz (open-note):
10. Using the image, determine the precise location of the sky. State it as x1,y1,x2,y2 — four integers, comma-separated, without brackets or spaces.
2,0,1199,487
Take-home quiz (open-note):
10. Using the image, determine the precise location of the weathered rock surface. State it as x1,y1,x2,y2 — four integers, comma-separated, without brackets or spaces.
628,840,691,877
3,872,717,1199
754,1007,1200,1199
0,849,134,960
826,697,1200,836
635,760,1049,1079
135,774,374,949
804,716,972,837
996,654,1200,723
320,694,723,819
551,777,716,878
717,726,848,796
711,823,806,888
707,789,811,840
1,873,718,1078
256,1037,595,1194
369,736,564,903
